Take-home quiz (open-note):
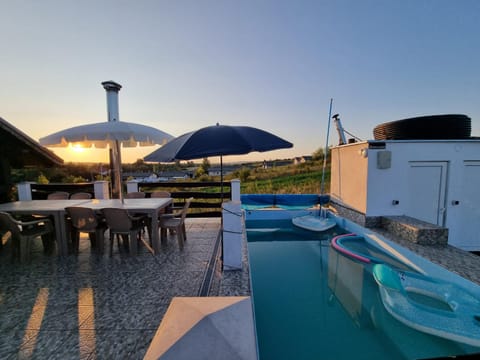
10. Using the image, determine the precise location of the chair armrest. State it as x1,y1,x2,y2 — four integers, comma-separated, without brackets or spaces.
16,218,52,227
17,218,53,232
129,214,148,221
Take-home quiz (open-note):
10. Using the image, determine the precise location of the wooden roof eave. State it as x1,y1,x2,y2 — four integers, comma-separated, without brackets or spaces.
0,117,64,167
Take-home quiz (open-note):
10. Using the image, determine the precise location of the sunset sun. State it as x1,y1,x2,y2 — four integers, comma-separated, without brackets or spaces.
71,144,85,153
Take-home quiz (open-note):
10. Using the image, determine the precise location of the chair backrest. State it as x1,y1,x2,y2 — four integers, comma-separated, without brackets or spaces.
70,192,92,200
150,191,171,198
125,192,146,199
179,197,193,222
47,191,70,200
65,207,99,231
0,212,21,238
101,208,133,232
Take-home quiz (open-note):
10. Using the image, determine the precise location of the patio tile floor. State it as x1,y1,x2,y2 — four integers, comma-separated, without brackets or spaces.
0,218,250,360
5,213,479,359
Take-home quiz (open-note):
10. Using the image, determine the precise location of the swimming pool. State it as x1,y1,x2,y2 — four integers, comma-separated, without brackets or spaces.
246,211,480,360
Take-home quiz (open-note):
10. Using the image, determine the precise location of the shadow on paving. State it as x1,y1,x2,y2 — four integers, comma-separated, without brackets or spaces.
0,218,250,359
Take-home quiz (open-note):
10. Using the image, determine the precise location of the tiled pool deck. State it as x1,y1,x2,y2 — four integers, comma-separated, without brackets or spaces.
0,218,250,360
372,226,480,285
1,216,480,359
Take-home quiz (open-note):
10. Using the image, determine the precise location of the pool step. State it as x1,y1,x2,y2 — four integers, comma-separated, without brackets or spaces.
380,216,448,245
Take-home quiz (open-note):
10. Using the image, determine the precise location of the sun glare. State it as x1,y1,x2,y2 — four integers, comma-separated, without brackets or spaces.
71,144,85,153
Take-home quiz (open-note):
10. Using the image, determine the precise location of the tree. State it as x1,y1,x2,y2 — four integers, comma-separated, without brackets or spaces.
37,173,49,184
312,147,324,161
194,166,205,178
200,158,210,174
233,167,251,182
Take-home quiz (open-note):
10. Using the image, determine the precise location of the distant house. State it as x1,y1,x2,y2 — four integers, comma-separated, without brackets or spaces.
208,166,237,177
122,172,155,182
293,156,313,165
0,117,63,202
156,171,192,181
123,170,193,182
261,159,291,168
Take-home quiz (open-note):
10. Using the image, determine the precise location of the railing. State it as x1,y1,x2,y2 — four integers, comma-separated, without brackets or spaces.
18,180,241,218
30,183,97,200
136,181,233,218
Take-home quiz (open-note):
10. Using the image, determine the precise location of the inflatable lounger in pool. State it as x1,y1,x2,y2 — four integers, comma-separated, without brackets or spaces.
330,233,414,271
373,263,480,347
292,215,336,232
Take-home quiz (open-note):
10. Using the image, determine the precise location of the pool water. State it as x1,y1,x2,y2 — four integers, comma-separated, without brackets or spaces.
247,219,480,360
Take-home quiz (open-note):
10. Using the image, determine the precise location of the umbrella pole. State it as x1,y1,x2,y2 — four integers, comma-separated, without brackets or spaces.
220,155,224,202
220,155,224,266
109,149,115,199
113,139,124,203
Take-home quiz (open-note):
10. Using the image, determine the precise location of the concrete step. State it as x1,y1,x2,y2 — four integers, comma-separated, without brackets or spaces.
381,215,448,245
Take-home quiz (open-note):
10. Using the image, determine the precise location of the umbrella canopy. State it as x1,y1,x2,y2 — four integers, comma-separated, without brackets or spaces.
39,121,172,149
143,123,293,198
144,123,293,162
39,81,173,202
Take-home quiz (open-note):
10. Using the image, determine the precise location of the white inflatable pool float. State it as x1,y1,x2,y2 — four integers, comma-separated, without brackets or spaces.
373,263,480,347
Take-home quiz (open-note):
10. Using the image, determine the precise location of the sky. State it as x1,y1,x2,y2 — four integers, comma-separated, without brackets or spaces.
1,0,479,164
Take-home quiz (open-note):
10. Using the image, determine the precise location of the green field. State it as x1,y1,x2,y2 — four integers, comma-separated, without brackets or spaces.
227,160,330,194
11,158,330,196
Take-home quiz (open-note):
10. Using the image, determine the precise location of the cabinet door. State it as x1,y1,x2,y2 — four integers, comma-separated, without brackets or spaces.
407,161,448,225
456,161,480,249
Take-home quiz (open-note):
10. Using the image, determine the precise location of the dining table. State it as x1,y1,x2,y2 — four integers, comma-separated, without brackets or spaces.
79,198,173,254
0,197,172,256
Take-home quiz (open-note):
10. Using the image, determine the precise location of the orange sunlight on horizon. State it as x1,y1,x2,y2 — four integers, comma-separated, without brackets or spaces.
49,144,292,165
71,144,86,153
51,145,160,164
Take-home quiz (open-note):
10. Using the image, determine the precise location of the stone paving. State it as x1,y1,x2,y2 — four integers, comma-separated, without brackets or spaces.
2,213,480,359
372,226,480,286
0,218,250,360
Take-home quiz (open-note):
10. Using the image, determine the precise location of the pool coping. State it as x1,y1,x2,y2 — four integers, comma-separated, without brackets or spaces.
370,226,480,286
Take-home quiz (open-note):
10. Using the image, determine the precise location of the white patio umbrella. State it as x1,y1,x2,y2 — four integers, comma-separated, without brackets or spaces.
39,81,173,202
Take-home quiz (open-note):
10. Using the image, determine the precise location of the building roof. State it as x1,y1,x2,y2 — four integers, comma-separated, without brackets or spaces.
0,117,63,167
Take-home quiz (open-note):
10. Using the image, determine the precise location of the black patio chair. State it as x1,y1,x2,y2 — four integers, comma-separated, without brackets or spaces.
0,211,55,263
65,207,107,254
70,192,92,200
159,197,193,250
101,208,152,256
47,191,70,200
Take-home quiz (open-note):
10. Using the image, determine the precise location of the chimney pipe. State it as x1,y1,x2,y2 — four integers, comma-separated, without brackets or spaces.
101,80,122,122
332,113,347,145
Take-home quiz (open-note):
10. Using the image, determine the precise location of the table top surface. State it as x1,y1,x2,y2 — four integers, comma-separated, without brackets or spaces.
78,198,172,210
0,199,90,211
0,198,172,212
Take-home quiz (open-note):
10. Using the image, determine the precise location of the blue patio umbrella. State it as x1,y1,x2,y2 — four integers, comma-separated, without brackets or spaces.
144,123,293,196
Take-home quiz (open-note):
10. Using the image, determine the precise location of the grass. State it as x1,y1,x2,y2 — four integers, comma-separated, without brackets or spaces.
226,160,330,194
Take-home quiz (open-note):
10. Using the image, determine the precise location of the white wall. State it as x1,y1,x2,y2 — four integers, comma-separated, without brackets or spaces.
330,142,369,213
331,139,480,250
366,141,480,217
